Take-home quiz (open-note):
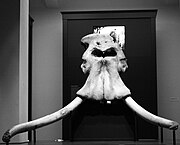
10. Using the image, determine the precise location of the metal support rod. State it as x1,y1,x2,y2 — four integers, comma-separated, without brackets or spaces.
134,113,138,141
33,129,36,143
173,130,176,145
28,131,32,142
160,127,163,143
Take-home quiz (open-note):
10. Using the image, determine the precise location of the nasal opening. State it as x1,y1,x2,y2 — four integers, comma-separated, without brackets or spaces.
91,47,117,58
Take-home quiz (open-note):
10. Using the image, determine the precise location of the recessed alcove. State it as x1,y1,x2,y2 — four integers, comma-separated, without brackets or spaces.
62,10,157,141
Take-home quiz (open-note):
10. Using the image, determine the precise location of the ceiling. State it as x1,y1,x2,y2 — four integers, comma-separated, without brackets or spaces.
30,0,180,10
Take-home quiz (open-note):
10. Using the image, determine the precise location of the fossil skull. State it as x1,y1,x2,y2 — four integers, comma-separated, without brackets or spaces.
77,33,130,100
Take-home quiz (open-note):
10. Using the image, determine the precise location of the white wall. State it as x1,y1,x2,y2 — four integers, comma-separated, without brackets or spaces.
156,8,180,143
30,0,180,143
19,0,29,142
30,8,63,141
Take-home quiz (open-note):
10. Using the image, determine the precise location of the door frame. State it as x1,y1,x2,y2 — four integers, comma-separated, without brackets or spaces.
62,10,157,141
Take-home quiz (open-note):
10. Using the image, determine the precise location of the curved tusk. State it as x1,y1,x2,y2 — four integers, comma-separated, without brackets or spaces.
2,96,83,143
124,96,179,130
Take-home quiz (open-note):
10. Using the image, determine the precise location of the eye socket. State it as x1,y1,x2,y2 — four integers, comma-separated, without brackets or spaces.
81,42,89,49
120,58,127,61
82,59,87,64
120,58,128,65
91,48,103,57
103,47,117,57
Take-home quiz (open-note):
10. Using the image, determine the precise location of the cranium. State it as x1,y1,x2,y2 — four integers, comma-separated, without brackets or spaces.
2,32,178,144
77,33,130,100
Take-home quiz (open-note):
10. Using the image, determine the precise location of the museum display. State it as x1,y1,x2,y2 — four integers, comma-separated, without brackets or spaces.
2,27,179,144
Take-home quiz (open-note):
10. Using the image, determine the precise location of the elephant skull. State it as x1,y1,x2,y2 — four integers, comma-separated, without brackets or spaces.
77,33,131,100
2,30,178,144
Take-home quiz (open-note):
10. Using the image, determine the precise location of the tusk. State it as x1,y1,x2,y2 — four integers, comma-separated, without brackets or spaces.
2,96,83,143
124,96,178,130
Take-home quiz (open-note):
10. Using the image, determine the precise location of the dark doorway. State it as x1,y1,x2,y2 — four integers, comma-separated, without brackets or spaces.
62,10,157,141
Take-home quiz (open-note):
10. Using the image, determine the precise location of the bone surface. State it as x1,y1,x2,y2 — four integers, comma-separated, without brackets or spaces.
77,34,131,100
2,97,83,143
124,96,179,130
77,32,178,130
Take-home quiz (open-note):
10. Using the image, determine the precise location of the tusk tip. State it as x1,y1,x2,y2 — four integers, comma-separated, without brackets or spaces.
169,121,179,130
2,129,11,143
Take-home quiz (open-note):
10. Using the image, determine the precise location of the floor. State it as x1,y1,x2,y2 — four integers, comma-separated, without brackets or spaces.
1,140,179,145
